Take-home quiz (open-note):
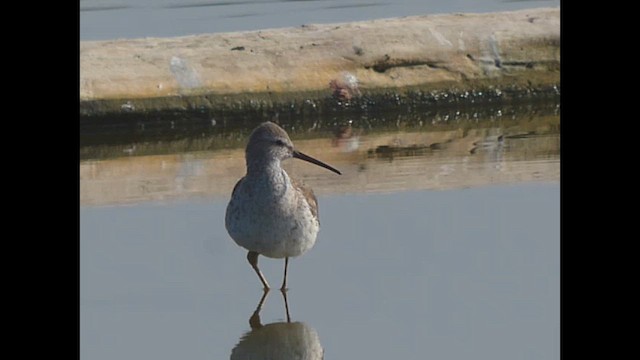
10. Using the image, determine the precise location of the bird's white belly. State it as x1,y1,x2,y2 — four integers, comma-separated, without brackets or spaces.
226,187,319,259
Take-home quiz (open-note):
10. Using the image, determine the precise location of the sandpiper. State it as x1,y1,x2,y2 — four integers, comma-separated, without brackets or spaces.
225,122,341,291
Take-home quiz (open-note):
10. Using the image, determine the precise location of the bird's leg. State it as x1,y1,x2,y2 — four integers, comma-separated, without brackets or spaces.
249,289,270,330
281,287,291,323
247,251,270,290
280,257,289,292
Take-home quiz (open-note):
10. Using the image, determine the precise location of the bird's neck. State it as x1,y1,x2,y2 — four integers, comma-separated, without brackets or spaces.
246,158,292,199
246,157,288,182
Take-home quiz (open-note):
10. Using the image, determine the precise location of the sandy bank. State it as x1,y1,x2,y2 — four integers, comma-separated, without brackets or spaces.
80,7,559,116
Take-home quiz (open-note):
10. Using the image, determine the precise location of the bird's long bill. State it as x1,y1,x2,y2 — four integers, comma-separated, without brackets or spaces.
293,150,342,175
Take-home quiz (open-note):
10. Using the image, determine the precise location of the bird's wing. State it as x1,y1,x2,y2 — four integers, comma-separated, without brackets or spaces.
292,178,318,219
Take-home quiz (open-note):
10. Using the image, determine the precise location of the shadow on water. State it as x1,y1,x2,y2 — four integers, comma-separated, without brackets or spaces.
231,290,323,359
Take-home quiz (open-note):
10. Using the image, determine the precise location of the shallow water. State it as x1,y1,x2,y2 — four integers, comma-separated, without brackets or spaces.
80,104,559,359
80,0,560,40
80,183,559,359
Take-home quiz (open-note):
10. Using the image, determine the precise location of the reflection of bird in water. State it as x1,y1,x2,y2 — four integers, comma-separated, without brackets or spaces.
225,122,342,291
230,291,323,360
332,121,361,152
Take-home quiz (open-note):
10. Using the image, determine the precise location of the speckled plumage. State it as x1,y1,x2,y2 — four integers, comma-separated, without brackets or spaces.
225,168,320,259
225,122,341,290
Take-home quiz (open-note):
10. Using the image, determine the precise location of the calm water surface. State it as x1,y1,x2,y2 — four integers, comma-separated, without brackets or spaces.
80,106,559,359
80,183,559,359
80,0,560,40
81,0,560,356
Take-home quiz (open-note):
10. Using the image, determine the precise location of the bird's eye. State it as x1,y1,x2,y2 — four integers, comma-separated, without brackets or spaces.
275,139,286,146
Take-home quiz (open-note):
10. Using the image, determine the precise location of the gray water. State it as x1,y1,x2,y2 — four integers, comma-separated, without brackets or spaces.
80,182,559,359
80,0,560,40
80,3,560,352
80,103,560,359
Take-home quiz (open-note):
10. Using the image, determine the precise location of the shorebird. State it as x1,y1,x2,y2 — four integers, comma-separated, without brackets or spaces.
225,122,341,291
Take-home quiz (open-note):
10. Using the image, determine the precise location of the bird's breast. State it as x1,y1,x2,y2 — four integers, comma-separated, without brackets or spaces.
225,172,319,258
